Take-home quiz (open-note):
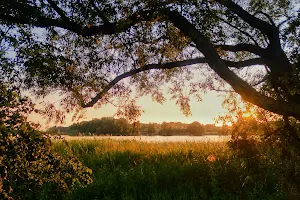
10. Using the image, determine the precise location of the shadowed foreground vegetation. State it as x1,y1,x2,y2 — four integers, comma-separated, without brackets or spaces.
51,139,300,200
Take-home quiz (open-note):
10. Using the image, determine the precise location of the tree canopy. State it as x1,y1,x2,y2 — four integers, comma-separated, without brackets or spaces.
187,121,205,135
0,0,299,122
47,119,217,136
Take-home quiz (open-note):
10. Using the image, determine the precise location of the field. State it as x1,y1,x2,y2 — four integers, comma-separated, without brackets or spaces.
50,139,295,200
58,135,230,142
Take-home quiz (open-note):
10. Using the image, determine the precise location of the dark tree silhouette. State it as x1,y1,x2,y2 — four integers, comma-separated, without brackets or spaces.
0,1,299,123
187,121,205,136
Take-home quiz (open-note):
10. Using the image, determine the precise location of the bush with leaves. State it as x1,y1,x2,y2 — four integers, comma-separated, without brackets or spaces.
218,93,300,198
0,85,93,200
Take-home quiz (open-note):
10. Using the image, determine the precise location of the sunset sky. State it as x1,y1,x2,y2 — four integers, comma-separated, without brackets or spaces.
28,91,228,129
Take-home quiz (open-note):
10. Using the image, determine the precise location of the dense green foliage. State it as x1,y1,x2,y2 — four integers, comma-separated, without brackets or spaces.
0,85,93,200
52,139,300,200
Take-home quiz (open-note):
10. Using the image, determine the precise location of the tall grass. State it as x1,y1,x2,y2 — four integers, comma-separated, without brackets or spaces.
52,139,288,200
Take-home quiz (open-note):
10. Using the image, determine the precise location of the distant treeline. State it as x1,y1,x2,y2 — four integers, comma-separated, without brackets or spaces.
47,117,228,136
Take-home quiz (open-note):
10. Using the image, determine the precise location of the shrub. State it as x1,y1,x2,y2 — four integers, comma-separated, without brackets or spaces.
0,85,93,200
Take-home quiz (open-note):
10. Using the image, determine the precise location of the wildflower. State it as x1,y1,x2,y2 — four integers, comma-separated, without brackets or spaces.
207,154,216,162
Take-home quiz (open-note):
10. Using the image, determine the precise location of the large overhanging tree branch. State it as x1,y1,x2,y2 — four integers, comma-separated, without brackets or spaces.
167,10,300,119
215,0,292,75
81,57,264,108
0,0,299,120
0,3,158,37
215,44,266,56
215,0,298,108
215,0,277,40
82,57,207,107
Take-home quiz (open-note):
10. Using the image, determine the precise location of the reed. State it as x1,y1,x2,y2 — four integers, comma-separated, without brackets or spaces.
51,139,288,200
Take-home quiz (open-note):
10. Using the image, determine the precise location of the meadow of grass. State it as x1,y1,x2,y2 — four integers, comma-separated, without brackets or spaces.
51,139,293,200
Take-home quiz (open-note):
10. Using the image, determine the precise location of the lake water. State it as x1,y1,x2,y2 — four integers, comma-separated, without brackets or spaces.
61,135,230,142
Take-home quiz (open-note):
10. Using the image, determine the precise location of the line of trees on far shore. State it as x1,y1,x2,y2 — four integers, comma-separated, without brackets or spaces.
47,117,229,136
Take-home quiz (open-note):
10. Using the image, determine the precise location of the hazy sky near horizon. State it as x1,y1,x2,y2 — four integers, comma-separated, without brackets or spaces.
28,91,228,129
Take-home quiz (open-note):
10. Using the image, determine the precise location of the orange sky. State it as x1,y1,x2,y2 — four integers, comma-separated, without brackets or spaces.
28,91,228,129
